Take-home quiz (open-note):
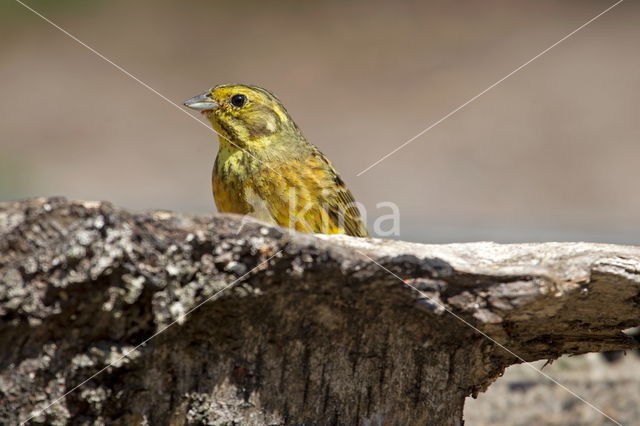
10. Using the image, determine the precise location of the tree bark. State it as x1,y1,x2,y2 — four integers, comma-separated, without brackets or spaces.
1,197,638,425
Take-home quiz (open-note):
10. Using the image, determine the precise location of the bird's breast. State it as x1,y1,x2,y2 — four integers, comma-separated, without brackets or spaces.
212,147,257,215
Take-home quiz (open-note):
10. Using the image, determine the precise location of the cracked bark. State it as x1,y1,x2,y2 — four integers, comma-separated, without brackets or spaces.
1,197,638,425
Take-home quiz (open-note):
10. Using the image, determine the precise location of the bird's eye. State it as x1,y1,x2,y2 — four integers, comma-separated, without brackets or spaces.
230,94,247,108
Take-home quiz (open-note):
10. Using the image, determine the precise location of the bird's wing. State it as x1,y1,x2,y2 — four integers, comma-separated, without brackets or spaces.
304,151,370,237
250,150,369,237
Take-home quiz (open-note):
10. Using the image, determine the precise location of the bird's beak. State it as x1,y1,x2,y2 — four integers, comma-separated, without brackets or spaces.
183,92,218,111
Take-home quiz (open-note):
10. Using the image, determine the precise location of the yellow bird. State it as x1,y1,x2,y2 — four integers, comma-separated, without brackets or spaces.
184,84,369,237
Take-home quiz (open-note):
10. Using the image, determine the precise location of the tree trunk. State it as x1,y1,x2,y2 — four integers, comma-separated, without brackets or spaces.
1,197,638,425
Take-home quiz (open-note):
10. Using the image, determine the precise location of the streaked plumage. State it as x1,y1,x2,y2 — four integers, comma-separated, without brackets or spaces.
184,84,368,237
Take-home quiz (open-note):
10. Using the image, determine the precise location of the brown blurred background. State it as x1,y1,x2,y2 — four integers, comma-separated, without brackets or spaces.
2,0,639,244
1,0,639,424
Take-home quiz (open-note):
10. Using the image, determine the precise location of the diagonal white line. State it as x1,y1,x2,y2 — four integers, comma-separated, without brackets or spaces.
357,250,623,426
19,250,283,425
356,0,625,176
13,0,271,168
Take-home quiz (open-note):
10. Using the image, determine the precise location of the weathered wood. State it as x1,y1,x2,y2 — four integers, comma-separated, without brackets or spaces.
1,197,638,425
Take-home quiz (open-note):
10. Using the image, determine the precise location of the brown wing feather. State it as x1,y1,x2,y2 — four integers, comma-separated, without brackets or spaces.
307,151,369,237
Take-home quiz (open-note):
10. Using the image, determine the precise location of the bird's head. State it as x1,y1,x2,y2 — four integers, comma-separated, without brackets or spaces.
184,84,298,148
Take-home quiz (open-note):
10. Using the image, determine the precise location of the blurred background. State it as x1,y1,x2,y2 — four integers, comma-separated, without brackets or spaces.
1,0,638,424
2,0,639,244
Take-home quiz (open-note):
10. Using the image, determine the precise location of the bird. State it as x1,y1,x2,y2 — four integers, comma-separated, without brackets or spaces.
184,84,369,237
